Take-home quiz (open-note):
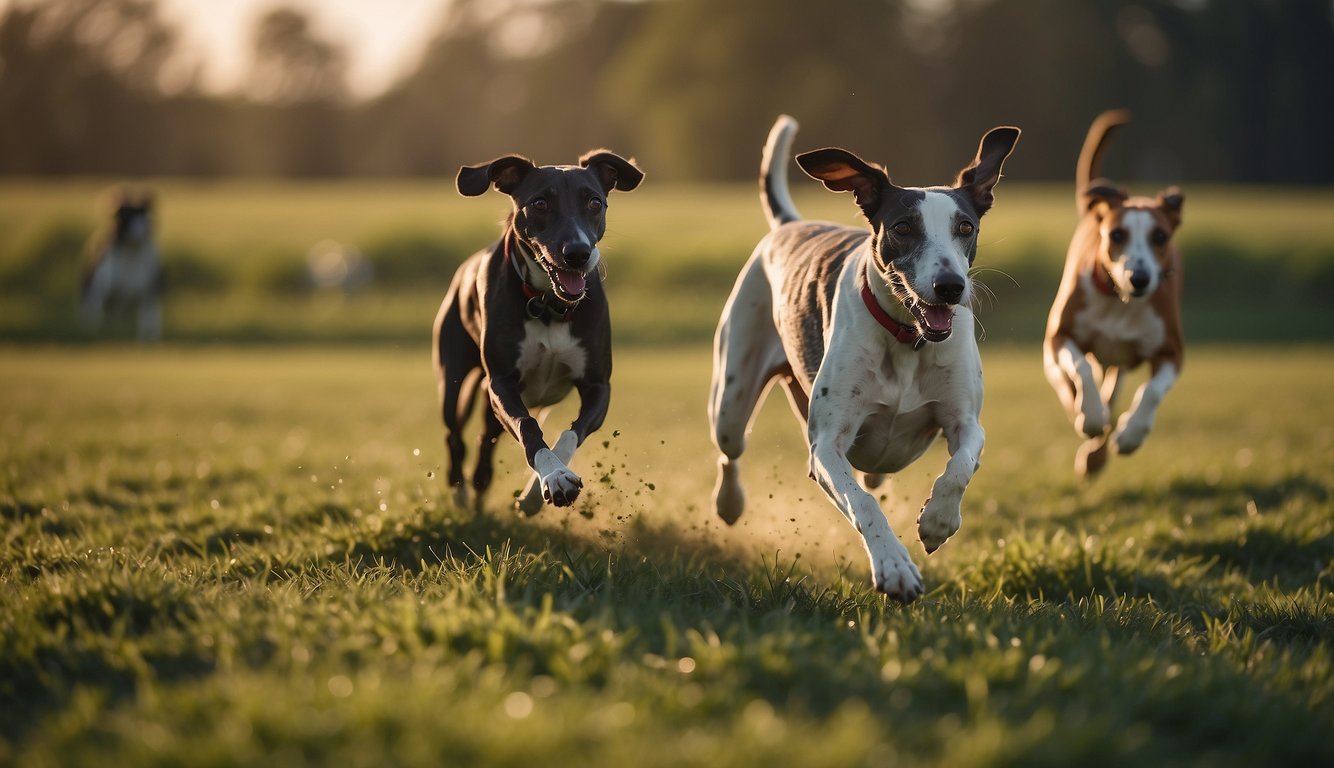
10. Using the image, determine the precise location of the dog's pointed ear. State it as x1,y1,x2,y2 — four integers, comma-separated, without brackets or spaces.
1083,181,1128,217
579,150,644,194
456,155,537,197
955,126,1020,217
1157,186,1184,229
796,148,891,219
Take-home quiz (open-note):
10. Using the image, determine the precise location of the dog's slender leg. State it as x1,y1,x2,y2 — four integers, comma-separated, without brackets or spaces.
1076,366,1121,478
1113,360,1178,454
486,371,582,508
709,256,785,525
1053,340,1109,437
809,440,924,602
472,401,504,510
137,298,162,343
517,377,608,515
435,290,479,509
917,416,984,554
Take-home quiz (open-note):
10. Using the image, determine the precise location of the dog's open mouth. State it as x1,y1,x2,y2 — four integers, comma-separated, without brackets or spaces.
537,260,588,303
888,271,955,342
909,299,955,342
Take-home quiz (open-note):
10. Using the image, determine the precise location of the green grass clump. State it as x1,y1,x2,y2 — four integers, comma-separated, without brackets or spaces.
1,344,1331,766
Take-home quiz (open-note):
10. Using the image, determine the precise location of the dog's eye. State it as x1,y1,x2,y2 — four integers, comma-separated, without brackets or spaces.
588,197,603,212
957,221,975,236
531,198,548,212
1109,227,1127,244
1151,228,1168,245
892,222,913,237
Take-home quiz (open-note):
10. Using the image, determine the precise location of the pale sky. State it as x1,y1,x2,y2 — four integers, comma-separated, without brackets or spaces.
2,0,450,97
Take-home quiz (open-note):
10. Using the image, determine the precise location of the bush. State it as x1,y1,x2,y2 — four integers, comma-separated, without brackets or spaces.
160,244,232,294
0,217,94,301
359,226,491,289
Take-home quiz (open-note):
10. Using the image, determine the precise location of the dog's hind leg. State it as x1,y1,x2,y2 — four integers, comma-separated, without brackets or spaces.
471,396,503,511
709,255,787,525
435,295,482,510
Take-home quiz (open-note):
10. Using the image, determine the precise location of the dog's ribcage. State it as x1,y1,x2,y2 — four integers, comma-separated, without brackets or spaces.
516,319,586,407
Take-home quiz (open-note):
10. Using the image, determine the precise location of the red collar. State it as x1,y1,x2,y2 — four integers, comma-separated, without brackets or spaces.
861,282,923,348
504,234,574,322
1091,263,1118,297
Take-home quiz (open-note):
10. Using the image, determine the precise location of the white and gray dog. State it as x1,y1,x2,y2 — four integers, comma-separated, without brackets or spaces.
709,116,1019,602
81,189,162,342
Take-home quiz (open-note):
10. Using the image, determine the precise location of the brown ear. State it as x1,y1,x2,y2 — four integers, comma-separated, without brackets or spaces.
1083,181,1128,216
579,150,644,193
795,148,891,219
456,155,537,197
955,126,1020,216
1157,186,1184,229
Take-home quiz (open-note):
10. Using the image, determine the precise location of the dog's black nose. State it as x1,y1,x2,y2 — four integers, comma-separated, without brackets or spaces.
562,244,591,269
1129,271,1151,292
933,274,965,305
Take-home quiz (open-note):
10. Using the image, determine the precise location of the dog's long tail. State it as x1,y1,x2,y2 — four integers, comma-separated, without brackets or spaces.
761,115,802,230
1076,109,1131,214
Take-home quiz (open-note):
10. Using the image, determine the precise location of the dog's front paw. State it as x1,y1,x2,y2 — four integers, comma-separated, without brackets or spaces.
917,496,961,554
540,466,583,507
870,547,924,603
1074,396,1109,438
1112,412,1151,454
451,483,471,510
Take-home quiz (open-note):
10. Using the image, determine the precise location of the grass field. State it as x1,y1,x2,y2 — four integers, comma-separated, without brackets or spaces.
2,343,1331,766
2,180,1333,344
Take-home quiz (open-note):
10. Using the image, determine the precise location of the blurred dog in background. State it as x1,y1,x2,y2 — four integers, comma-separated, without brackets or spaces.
1043,110,1184,479
81,188,162,342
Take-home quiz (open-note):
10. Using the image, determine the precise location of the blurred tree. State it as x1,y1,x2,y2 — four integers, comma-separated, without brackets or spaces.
0,0,1330,181
602,0,929,181
0,0,179,174
247,7,349,105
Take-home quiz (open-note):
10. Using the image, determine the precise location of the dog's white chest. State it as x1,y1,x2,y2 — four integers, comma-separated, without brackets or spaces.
97,243,158,297
1073,296,1165,366
844,353,944,472
516,320,587,407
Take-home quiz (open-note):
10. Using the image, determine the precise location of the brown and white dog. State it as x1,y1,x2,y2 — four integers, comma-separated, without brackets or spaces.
1043,110,1184,478
81,189,162,342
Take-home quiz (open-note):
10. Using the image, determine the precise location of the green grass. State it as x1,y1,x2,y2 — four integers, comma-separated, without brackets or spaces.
2,180,1333,344
2,344,1331,766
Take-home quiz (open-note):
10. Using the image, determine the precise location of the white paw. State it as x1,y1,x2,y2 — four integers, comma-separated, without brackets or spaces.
540,466,583,507
1112,412,1151,454
917,496,962,554
870,543,924,603
1074,396,1109,438
451,484,470,510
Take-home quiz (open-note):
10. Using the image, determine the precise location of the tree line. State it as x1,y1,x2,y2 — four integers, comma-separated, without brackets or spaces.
2,0,1331,182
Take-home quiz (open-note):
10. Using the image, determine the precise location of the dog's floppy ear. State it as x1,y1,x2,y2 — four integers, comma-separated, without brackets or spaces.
955,126,1020,217
1156,186,1184,229
579,150,644,194
1083,181,1128,217
456,155,537,197
796,148,891,219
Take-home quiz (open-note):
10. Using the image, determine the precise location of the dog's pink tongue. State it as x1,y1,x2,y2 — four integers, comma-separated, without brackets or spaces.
554,269,586,297
923,304,954,332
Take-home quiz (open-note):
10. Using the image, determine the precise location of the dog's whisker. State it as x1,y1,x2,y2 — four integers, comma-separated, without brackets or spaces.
969,266,1021,288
